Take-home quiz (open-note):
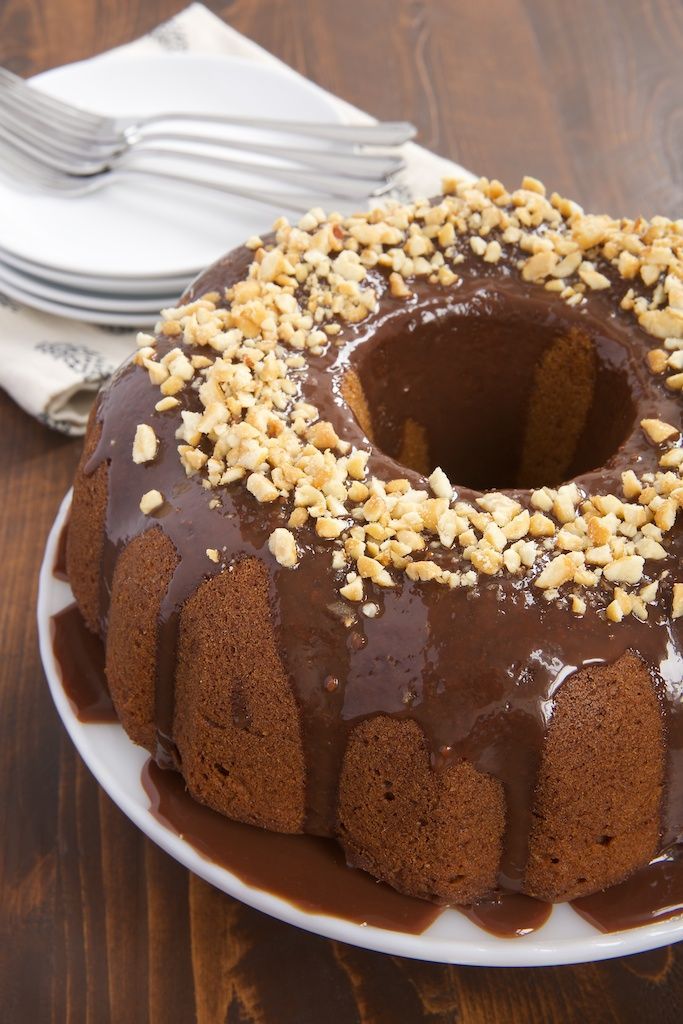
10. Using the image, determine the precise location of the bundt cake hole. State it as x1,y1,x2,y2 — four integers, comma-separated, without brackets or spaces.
347,302,637,490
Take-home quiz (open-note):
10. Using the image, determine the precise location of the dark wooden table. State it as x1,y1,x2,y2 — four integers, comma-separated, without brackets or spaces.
1,2,682,1020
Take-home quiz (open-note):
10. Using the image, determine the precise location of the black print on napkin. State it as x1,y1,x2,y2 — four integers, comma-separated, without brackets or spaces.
34,341,112,382
150,21,190,51
0,291,20,312
37,411,87,437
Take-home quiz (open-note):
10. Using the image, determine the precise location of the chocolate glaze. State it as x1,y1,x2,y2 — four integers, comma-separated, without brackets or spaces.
49,599,683,936
141,753,680,938
50,604,116,723
84,235,683,897
141,757,441,934
53,515,70,582
571,846,683,932
460,894,552,937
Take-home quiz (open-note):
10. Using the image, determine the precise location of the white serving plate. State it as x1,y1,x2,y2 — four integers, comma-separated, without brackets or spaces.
0,244,194,294
1,53,343,279
37,491,683,966
0,274,156,327
0,260,174,313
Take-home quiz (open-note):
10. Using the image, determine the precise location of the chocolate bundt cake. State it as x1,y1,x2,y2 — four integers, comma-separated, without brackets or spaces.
67,177,683,905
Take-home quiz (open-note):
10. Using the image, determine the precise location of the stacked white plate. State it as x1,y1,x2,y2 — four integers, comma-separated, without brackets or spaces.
0,243,193,327
0,53,345,326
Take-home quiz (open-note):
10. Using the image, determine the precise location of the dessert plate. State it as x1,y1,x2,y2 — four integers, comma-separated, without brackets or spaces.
0,244,192,295
37,491,683,966
0,260,174,313
0,274,156,327
0,53,343,279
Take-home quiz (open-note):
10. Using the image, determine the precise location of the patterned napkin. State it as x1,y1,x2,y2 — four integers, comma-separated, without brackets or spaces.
0,3,471,434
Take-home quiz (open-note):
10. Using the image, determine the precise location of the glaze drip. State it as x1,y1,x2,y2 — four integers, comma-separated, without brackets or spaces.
50,602,683,932
83,238,682,898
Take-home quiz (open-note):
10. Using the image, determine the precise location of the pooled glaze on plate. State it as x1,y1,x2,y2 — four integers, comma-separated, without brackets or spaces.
50,600,683,937
85,237,683,901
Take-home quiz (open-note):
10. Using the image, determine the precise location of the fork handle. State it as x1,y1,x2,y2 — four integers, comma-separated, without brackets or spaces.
121,146,392,199
121,114,416,148
113,165,358,214
127,131,403,179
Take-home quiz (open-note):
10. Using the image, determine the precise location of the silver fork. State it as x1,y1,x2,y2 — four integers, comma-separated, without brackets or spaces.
0,118,393,201
0,135,376,214
0,66,416,147
0,105,400,196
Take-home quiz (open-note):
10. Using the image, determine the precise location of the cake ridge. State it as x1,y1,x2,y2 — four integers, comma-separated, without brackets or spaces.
67,178,683,904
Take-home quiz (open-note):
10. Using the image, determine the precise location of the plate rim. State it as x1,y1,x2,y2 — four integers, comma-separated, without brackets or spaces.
0,244,196,292
37,491,683,966
0,261,174,312
0,277,155,327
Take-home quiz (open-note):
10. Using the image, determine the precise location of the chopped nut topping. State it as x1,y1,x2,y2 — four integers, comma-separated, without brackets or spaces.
340,577,363,601
428,466,452,500
606,598,624,623
136,177,681,620
139,489,164,514
406,560,443,582
357,554,394,587
155,396,180,412
647,349,668,374
535,554,575,590
603,555,645,585
621,470,642,499
316,517,345,540
641,418,679,444
247,474,279,503
529,512,556,537
268,527,299,568
132,424,158,464
389,272,411,298
578,263,610,290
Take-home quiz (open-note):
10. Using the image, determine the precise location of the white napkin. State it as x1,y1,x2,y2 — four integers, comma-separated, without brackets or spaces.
0,3,472,434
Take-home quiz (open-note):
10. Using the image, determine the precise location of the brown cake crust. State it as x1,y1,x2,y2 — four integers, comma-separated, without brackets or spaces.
338,716,505,903
174,559,305,832
106,529,179,751
66,181,682,907
525,652,664,901
66,410,107,633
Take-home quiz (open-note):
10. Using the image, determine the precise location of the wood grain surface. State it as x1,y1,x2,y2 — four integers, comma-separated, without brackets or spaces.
0,1,681,1021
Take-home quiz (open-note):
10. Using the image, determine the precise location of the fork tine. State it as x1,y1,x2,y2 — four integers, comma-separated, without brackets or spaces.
0,98,118,156
0,66,105,131
0,116,107,175
0,137,79,192
0,84,113,147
